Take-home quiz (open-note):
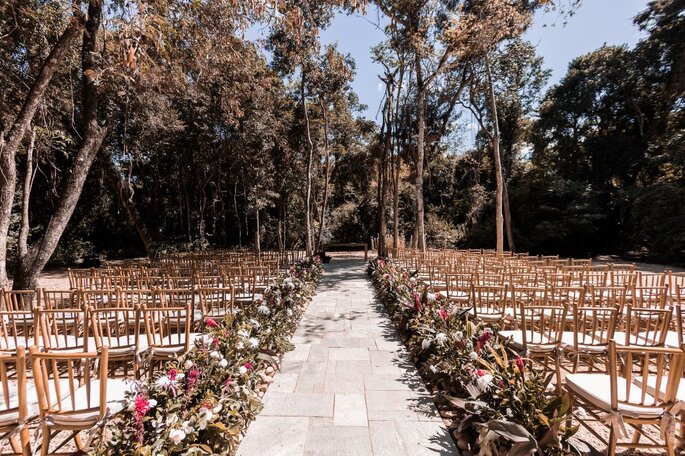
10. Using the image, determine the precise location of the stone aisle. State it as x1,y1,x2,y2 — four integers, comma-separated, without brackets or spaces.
237,259,456,456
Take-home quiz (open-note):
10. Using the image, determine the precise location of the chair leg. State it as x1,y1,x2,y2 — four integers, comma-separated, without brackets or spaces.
9,434,21,453
40,425,51,456
74,431,84,450
19,425,31,456
608,426,618,456
630,424,642,447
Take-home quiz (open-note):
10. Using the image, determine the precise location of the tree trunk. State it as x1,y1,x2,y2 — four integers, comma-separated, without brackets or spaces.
0,15,85,287
18,129,36,259
503,178,516,252
301,73,314,257
485,56,504,253
233,182,242,246
255,206,261,253
315,100,331,253
103,157,154,257
13,0,105,290
414,53,427,252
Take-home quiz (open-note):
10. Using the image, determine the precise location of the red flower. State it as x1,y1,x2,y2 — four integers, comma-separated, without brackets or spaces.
478,331,492,345
134,395,151,421
439,308,447,321
244,362,252,370
168,368,177,381
414,294,422,312
212,337,220,348
205,318,219,328
476,369,486,377
187,368,200,390
515,356,525,370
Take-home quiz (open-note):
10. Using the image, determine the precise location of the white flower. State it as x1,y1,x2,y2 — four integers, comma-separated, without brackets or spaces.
454,331,463,340
258,305,271,315
248,337,259,348
238,366,248,375
421,338,432,350
476,374,493,392
201,334,214,346
212,404,222,413
250,319,260,328
238,330,250,338
286,309,293,316
155,375,175,389
210,351,222,359
435,333,448,347
218,359,228,368
469,351,479,360
169,429,186,444
200,407,213,421
182,421,194,434
236,341,244,350
184,360,194,370
148,399,158,408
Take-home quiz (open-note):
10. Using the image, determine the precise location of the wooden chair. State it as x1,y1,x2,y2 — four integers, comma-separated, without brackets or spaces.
0,309,36,353
566,341,684,456
89,306,144,377
40,290,78,310
79,289,119,310
30,346,128,455
141,303,197,376
0,346,31,455
197,287,234,320
498,300,566,389
471,285,509,326
561,302,619,373
614,305,672,348
36,307,88,353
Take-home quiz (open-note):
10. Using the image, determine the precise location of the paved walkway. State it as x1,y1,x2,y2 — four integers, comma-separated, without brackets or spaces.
237,259,456,456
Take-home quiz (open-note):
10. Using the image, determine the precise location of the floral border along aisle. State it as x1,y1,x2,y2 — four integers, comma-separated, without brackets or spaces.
95,257,323,456
368,258,584,456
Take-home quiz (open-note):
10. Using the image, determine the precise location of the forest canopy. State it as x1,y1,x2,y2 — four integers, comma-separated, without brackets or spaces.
1,0,683,289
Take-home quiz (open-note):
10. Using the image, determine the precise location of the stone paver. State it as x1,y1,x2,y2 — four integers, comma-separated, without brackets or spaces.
237,259,456,456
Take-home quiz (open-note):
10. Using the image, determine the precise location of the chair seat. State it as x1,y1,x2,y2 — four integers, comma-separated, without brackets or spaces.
474,307,515,320
498,330,554,351
559,332,609,352
93,336,149,355
566,374,664,419
634,376,685,402
612,331,667,346
146,333,201,356
438,290,469,300
48,379,128,428
0,336,33,351
664,331,681,349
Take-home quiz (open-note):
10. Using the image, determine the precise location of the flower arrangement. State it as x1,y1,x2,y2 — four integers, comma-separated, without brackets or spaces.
368,258,576,456
94,257,324,456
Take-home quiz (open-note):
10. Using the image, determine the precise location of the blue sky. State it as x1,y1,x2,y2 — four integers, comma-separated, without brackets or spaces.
248,1,649,121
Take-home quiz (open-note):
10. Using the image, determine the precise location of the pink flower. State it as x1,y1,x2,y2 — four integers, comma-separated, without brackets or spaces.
168,368,177,381
187,368,200,390
476,369,486,377
212,337,220,349
515,356,525,370
414,294,422,312
244,362,252,370
134,395,151,420
439,308,447,321
205,318,219,328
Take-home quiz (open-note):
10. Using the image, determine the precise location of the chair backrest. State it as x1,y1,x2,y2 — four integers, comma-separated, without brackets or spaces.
30,346,110,425
0,346,28,431
588,286,627,311
2,290,38,312
41,289,79,309
569,303,619,348
471,285,507,319
142,304,192,352
0,309,36,352
37,307,88,353
155,289,196,309
79,289,120,309
607,340,684,412
89,306,140,353
518,302,566,350
197,287,234,319
622,304,672,347
548,286,586,308
632,285,669,309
